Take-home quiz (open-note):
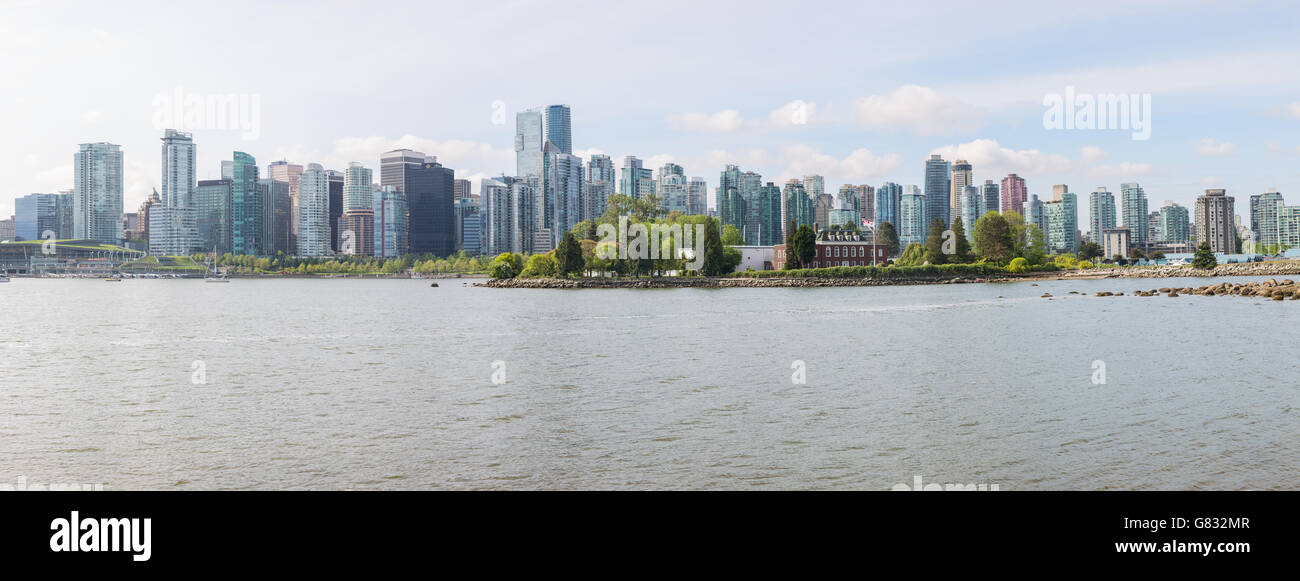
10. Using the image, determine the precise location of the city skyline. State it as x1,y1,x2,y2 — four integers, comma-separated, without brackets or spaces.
3,0,1300,234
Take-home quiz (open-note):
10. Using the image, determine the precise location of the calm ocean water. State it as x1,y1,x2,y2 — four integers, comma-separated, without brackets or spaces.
1,276,1296,490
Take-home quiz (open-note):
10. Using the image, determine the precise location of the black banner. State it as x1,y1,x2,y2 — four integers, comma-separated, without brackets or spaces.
1,491,1288,571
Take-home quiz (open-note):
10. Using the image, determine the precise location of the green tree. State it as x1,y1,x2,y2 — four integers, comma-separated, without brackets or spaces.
1078,241,1103,262
488,252,523,279
875,221,900,257
1024,224,1049,265
948,216,974,263
1192,242,1217,270
973,212,1014,264
924,218,948,265
701,219,728,276
520,253,558,277
1006,257,1029,273
787,225,817,269
896,242,926,267
555,231,584,277
721,224,744,246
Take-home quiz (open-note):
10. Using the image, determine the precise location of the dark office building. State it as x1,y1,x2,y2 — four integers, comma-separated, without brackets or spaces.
381,149,455,257
327,169,344,252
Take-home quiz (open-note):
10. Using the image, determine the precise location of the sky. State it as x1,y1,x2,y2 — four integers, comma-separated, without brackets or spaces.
3,0,1300,235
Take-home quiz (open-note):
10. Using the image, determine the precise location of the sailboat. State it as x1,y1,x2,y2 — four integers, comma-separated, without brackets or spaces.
0,270,10,282
204,256,230,283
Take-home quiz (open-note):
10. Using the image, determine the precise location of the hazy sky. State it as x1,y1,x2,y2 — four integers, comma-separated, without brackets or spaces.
3,0,1299,232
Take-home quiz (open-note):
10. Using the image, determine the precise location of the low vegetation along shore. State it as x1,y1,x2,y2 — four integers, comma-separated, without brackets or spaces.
482,260,1300,289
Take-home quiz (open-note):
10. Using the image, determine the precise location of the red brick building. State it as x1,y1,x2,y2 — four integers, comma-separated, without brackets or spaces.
773,229,888,269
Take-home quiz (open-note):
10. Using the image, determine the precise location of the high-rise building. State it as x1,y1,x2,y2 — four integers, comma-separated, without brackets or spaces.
228,152,262,255
14,193,59,242
656,163,691,216
515,109,544,179
454,179,473,201
337,209,374,256
1001,174,1027,215
267,160,303,251
813,194,834,232
373,186,409,259
72,142,124,244
1146,211,1160,248
1159,202,1190,244
135,190,159,243
195,179,232,253
980,181,999,221
924,155,950,233
545,143,584,247
511,176,539,255
758,183,782,246
687,177,708,217
803,175,825,201
838,185,874,228
258,179,289,255
719,165,744,234
1023,194,1048,237
1194,189,1236,253
950,159,972,219
875,182,902,229
343,162,373,213
586,154,615,219
1044,188,1078,254
899,189,927,248
1089,188,1116,244
454,197,480,255
739,171,763,244
619,156,654,199
1250,190,1284,247
481,177,514,256
959,185,982,239
782,180,813,235
1120,182,1148,249
297,163,331,257
326,169,344,253
381,149,455,257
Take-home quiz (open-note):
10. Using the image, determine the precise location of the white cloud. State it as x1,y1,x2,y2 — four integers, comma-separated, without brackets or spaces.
776,145,901,182
1086,162,1154,180
856,85,985,136
1195,139,1236,157
669,109,745,133
1285,102,1300,119
767,100,817,127
928,138,1151,180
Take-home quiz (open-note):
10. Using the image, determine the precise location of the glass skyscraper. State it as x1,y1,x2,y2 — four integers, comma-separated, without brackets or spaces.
73,142,124,244
1089,188,1116,244
14,193,59,242
874,182,902,229
924,154,950,233
229,151,262,255
1121,182,1148,248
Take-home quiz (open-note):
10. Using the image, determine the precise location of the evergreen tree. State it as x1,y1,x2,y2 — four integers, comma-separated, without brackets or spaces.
949,216,974,263
701,218,727,276
924,218,948,265
1192,242,1217,270
876,221,900,257
555,231,584,277
973,212,1014,264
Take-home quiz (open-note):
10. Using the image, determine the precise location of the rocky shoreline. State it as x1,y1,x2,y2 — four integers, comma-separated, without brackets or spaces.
1071,260,1300,279
480,260,1300,289
1047,278,1300,301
